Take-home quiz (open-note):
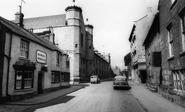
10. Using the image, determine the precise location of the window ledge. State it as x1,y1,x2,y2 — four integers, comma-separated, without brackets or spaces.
14,88,33,93
167,56,174,61
180,51,185,57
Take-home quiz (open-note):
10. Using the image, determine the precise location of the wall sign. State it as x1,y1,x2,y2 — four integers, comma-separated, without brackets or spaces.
36,50,47,64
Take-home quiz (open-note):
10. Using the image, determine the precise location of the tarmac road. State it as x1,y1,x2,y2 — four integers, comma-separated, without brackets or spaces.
34,81,145,112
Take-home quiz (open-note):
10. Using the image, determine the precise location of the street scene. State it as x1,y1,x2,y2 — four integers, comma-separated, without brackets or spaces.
1,0,185,112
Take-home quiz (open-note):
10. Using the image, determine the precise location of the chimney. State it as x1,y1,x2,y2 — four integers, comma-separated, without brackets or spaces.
15,6,24,27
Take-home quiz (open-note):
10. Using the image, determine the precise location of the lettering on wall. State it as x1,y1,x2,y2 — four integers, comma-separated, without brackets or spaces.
36,50,47,64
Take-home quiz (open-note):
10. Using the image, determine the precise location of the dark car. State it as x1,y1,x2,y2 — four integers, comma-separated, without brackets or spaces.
113,75,130,89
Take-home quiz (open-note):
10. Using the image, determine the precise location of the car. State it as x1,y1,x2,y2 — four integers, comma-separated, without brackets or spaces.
90,75,100,84
113,75,130,89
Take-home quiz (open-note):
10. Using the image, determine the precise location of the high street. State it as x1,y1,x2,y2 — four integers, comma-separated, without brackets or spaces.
33,81,145,112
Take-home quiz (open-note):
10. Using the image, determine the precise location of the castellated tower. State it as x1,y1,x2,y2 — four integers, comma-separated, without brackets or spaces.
85,22,94,80
65,3,84,84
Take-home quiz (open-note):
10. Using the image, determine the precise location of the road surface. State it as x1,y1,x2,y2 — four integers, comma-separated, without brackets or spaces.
33,81,145,112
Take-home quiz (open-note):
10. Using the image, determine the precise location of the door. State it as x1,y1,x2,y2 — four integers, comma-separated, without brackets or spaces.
38,72,43,94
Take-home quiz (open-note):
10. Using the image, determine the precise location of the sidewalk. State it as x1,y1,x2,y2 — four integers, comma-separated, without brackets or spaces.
5,84,89,106
130,81,185,112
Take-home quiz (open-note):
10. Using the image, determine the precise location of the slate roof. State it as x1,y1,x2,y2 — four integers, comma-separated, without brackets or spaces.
23,14,66,29
0,16,63,53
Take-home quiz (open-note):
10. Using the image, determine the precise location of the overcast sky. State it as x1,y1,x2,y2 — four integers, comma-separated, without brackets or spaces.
0,0,159,70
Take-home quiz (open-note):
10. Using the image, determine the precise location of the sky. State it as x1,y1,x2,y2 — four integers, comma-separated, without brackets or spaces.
0,0,159,70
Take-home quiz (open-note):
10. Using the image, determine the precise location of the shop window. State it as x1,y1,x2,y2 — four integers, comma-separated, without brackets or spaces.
20,40,29,58
173,70,185,91
167,24,174,57
51,71,60,83
15,70,33,90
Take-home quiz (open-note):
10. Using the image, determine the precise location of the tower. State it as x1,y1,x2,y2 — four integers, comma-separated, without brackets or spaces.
65,1,83,83
85,19,94,80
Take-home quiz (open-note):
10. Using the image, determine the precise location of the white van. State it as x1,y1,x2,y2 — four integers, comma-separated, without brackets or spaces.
90,75,100,84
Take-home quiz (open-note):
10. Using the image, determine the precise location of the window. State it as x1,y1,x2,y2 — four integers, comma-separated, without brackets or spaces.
180,13,185,52
51,71,60,83
20,40,29,58
60,73,64,82
57,52,60,66
15,70,33,90
173,70,185,91
167,24,174,57
81,33,83,47
66,58,69,68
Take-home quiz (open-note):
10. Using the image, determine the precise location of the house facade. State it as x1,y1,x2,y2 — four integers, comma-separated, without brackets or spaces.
0,15,70,102
143,13,162,90
129,10,154,83
157,0,185,107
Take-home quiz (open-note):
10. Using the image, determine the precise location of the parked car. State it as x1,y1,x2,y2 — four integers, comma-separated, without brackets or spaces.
90,75,100,84
113,75,130,89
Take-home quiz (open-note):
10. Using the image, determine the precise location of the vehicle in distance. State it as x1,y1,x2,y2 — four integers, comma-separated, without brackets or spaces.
113,75,130,89
90,75,100,84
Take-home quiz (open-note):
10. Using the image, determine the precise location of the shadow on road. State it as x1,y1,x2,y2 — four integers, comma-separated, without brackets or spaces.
21,95,75,112
114,87,132,90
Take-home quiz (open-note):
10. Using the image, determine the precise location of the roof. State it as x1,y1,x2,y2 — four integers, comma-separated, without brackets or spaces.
23,14,66,29
0,16,63,53
143,13,159,46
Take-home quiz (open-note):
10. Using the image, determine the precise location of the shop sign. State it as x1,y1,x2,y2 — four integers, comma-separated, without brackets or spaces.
37,50,47,64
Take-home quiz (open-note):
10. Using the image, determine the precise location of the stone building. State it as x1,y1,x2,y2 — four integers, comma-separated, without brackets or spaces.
143,13,162,90
157,0,185,107
94,51,111,80
0,14,70,102
19,2,111,83
129,8,154,83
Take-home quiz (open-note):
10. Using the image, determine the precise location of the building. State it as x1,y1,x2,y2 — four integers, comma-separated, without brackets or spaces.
129,8,154,83
18,2,111,83
0,13,70,102
143,13,162,90
157,0,185,107
94,51,111,80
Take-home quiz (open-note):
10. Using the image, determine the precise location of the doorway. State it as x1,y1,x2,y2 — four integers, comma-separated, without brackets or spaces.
38,72,43,94
140,70,147,83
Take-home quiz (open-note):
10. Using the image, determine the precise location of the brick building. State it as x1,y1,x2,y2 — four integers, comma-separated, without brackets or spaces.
0,14,70,102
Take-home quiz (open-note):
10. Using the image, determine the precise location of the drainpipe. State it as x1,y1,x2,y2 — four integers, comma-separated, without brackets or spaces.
6,32,12,100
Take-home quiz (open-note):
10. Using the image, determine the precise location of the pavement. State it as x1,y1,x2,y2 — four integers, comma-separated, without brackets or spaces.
129,81,185,112
5,84,89,106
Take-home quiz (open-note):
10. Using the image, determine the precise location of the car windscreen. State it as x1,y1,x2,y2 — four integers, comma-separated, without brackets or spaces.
115,77,126,81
